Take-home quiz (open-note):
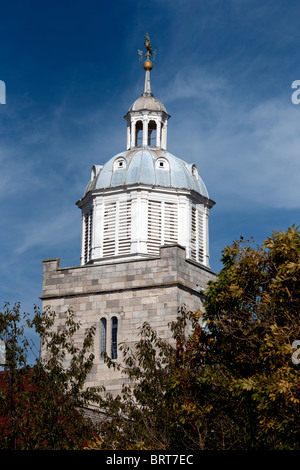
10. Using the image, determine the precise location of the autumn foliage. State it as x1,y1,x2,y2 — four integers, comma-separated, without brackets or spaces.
88,226,300,450
1,226,299,450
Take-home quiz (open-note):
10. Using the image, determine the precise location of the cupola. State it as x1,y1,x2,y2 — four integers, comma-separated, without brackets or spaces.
76,34,215,268
124,33,170,150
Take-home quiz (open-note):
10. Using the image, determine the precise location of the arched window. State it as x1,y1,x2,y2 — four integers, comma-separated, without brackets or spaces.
155,158,169,170
111,316,118,359
148,120,157,146
113,157,126,171
100,318,107,358
135,120,143,147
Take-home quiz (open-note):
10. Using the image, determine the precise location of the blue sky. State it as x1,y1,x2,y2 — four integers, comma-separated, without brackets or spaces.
0,0,299,322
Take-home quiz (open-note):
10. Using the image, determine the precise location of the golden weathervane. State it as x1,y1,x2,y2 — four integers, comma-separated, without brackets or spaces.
138,33,157,70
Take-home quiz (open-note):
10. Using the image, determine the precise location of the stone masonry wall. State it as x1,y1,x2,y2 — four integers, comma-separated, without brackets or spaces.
41,245,216,395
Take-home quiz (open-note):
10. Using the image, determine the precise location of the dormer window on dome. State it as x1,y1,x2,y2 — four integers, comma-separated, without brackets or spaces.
113,157,127,170
91,164,102,180
192,164,198,179
156,157,169,170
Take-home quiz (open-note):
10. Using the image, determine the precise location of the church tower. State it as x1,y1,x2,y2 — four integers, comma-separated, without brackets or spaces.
41,35,216,394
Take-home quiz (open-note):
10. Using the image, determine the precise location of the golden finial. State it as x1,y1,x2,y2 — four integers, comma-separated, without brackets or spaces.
138,33,156,71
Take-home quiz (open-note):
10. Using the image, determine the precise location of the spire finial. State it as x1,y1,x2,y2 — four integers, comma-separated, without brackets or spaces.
138,33,157,96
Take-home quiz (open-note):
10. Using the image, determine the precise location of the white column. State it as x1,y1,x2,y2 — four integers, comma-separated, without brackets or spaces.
80,212,86,265
127,123,131,150
131,120,136,148
204,206,210,267
92,198,102,260
161,121,168,150
156,120,161,148
143,118,148,146
178,196,189,250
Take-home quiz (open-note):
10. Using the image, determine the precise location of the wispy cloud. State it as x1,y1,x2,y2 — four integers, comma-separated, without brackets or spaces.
15,208,79,255
156,65,300,209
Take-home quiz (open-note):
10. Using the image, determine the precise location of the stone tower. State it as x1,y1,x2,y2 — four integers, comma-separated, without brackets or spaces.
41,35,216,395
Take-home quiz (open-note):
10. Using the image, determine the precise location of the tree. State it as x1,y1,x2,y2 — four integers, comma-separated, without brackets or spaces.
88,226,300,450
203,225,300,449
0,304,102,450
0,302,31,450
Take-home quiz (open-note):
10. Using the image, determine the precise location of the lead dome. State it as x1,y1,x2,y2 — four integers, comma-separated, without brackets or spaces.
84,148,209,198
128,95,167,113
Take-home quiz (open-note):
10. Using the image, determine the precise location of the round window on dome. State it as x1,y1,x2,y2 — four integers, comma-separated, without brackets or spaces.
113,158,126,171
156,158,169,170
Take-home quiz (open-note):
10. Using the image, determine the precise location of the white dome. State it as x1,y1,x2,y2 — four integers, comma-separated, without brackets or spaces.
84,147,209,199
129,94,167,113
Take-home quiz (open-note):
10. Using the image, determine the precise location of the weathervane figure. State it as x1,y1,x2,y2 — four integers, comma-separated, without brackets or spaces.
144,32,152,55
138,33,157,71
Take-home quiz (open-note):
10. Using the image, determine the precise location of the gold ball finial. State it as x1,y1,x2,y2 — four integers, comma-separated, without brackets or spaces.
143,59,153,70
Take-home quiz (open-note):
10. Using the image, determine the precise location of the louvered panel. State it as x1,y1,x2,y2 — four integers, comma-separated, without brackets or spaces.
83,210,92,264
118,199,131,254
89,210,92,253
197,210,204,263
190,204,205,263
103,202,116,257
84,213,89,264
164,202,178,244
190,206,197,261
147,200,161,254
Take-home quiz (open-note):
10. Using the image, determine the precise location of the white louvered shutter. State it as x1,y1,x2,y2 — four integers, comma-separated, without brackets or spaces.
118,199,131,255
147,199,162,254
147,200,178,254
103,199,131,257
103,202,117,257
83,209,93,264
190,204,204,263
164,202,178,244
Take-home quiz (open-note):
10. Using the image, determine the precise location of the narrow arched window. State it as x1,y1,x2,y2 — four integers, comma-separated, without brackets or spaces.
111,316,118,359
155,158,169,170
100,318,107,358
135,120,143,147
148,120,157,146
113,157,126,171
